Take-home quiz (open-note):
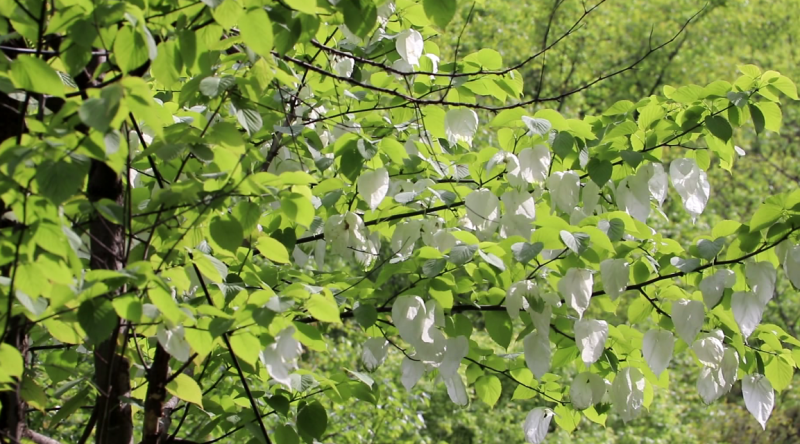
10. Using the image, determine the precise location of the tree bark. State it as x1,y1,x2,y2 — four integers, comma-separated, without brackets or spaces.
143,345,171,444
88,160,133,444
0,317,29,443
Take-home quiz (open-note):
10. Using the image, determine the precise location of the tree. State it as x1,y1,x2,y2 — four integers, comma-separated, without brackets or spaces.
0,0,798,443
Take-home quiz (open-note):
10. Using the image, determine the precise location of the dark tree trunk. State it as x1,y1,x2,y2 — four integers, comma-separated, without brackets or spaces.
88,160,133,444
142,345,171,444
0,317,29,443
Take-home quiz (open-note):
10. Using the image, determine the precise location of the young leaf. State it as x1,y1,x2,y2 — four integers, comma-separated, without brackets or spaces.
166,373,204,408
475,375,502,407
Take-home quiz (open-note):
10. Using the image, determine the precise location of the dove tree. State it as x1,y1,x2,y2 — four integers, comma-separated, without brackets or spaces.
0,0,799,444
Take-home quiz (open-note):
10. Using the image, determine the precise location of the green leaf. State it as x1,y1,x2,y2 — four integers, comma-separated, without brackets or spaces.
423,0,457,29
232,201,261,234
112,294,143,322
78,298,118,344
307,294,342,324
166,373,204,407
475,374,502,407
706,115,732,142
587,159,612,187
340,0,377,38
554,404,581,433
627,296,653,325
152,41,183,87
255,236,291,263
283,0,317,14
297,401,327,440
199,75,235,97
228,332,261,366
113,26,150,73
36,160,87,206
511,242,543,264
484,311,512,349
209,216,244,254
0,343,24,382
48,387,90,428
79,83,123,133
749,203,782,232
10,55,65,97
239,7,274,58
764,355,793,391
749,103,765,133
560,230,590,256
274,424,300,444
281,193,315,228
354,304,378,328
211,0,243,29
756,101,782,132
292,322,327,351
21,375,47,412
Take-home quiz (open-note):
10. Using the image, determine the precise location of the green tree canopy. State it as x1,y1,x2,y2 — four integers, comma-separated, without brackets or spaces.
0,0,798,443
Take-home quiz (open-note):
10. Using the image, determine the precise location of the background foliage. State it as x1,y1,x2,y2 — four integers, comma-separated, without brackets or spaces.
0,0,798,443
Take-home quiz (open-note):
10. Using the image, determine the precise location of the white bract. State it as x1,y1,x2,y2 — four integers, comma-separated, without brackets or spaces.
558,268,593,319
522,408,553,444
548,171,580,214
642,329,674,376
745,261,776,306
781,244,800,289
444,374,469,406
523,330,551,379
506,280,535,319
610,367,646,423
742,374,774,430
670,158,710,220
501,190,536,220
439,336,468,377
672,299,704,344
699,269,736,309
692,333,724,368
333,56,355,77
358,168,389,210
509,145,550,187
362,338,389,370
390,220,421,262
323,212,379,267
641,162,668,207
445,108,479,147
574,319,608,367
600,258,629,300
617,174,651,222
570,372,606,410
731,291,764,339
465,189,500,235
401,357,426,391
259,327,302,390
395,29,424,65
156,325,191,363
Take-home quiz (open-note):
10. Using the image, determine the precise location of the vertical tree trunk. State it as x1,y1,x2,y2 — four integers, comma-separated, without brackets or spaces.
0,316,29,443
87,160,133,444
142,345,171,444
